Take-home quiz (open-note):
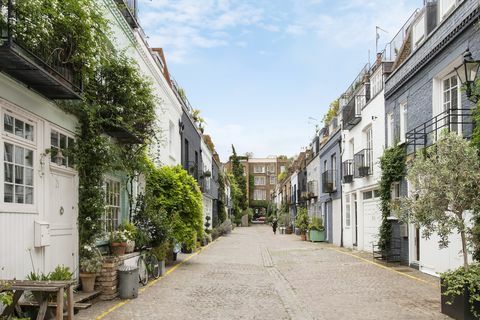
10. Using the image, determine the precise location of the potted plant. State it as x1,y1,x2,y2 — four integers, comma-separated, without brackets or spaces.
309,216,326,242
79,245,103,293
358,165,370,177
295,208,309,241
152,243,168,277
110,230,128,256
119,222,137,254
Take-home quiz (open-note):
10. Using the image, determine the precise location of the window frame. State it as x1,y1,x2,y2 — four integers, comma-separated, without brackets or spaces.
254,176,266,186
399,102,407,144
103,176,122,233
49,126,76,170
345,193,351,228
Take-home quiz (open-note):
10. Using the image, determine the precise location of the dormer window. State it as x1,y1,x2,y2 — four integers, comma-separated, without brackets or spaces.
439,0,457,20
412,13,425,49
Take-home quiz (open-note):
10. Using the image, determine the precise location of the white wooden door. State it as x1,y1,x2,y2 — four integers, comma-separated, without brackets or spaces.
46,169,78,276
363,200,380,252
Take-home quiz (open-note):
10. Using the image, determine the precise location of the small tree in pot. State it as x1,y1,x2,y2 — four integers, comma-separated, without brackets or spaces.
79,245,103,293
295,208,310,241
396,133,480,319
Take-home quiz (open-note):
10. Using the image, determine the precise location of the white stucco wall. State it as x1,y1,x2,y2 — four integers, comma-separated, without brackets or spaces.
306,154,320,217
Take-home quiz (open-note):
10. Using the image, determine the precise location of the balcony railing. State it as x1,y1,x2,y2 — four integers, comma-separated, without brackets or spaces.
0,0,82,99
342,160,354,183
406,108,474,154
322,170,337,193
307,181,318,198
114,0,140,29
354,149,373,178
342,94,363,130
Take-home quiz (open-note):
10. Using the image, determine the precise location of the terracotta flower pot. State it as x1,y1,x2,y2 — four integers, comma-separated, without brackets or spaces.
110,242,127,256
300,233,306,241
80,272,97,293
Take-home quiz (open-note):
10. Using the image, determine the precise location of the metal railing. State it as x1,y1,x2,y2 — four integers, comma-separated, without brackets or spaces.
322,170,337,193
383,9,420,62
342,63,370,102
307,180,318,198
342,160,354,183
406,108,474,154
354,149,373,178
0,0,82,95
342,95,363,130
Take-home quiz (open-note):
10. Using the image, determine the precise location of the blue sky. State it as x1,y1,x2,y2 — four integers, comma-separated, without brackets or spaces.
138,0,420,162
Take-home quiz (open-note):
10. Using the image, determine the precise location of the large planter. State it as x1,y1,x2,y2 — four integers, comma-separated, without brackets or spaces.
80,272,97,293
441,280,480,320
300,233,306,241
309,229,326,242
285,226,293,234
110,242,127,256
125,240,135,253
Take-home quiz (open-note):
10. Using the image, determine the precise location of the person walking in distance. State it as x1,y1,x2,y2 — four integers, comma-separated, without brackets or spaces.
272,219,278,235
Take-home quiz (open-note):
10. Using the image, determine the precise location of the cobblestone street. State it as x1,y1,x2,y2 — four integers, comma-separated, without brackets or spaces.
78,225,448,320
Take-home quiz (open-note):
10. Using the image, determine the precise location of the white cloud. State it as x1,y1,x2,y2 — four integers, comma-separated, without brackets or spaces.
286,24,305,35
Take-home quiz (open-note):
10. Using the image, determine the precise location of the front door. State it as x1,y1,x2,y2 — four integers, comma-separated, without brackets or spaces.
46,169,78,276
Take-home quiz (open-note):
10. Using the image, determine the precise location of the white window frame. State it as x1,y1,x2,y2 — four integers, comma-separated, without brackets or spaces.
253,165,265,174
439,0,456,20
399,102,407,144
412,14,425,49
269,176,276,185
1,106,39,213
331,154,337,191
253,189,266,201
345,193,351,228
49,125,76,170
254,176,266,186
365,126,373,171
103,176,122,232
387,113,394,147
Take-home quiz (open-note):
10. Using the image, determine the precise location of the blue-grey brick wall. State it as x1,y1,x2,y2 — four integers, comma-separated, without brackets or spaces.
385,1,480,153
181,111,202,177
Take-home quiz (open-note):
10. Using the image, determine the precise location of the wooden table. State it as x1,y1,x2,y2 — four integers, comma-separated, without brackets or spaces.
1,280,75,320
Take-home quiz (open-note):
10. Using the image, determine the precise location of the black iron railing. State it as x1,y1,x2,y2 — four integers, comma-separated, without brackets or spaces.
342,160,354,183
322,170,337,193
342,94,364,130
0,0,82,99
405,108,473,154
354,149,373,178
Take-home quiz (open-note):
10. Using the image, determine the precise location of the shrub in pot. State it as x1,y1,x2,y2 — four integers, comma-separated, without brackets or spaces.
152,243,168,277
295,208,310,241
110,230,128,256
309,216,326,242
79,246,103,293
119,222,137,253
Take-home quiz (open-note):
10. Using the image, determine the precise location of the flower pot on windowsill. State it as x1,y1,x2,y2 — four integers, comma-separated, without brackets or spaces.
358,166,370,177
441,279,480,320
343,175,353,183
79,272,97,293
110,242,127,256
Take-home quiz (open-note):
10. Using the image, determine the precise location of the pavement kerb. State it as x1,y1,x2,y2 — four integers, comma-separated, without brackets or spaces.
95,237,221,320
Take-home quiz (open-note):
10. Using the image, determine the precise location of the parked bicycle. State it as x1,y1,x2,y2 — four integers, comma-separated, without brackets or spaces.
137,247,161,286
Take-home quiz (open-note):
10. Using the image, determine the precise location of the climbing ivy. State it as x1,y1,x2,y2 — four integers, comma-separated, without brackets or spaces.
470,78,480,261
378,145,406,250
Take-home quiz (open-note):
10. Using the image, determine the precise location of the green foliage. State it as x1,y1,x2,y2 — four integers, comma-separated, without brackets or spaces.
119,222,137,241
27,266,73,281
470,79,480,261
217,171,227,225
378,145,406,250
399,133,480,268
80,247,103,273
441,264,480,318
309,216,324,231
230,145,248,210
295,208,310,234
151,242,169,261
250,200,270,209
248,174,255,202
322,99,340,126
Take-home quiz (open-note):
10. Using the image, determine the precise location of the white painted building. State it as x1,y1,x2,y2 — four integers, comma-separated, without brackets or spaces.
306,136,321,218
201,139,213,229
341,61,386,252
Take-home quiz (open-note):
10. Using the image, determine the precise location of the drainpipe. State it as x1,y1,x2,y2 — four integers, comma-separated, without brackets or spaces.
339,137,344,248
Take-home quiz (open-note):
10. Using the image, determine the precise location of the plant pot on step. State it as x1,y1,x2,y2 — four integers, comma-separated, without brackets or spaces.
110,242,127,256
441,279,480,320
125,240,135,253
309,229,326,242
80,272,97,293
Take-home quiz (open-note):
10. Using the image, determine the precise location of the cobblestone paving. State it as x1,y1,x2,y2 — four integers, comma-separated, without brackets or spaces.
78,225,449,320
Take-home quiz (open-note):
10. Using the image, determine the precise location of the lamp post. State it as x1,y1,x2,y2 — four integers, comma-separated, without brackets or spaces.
454,48,480,103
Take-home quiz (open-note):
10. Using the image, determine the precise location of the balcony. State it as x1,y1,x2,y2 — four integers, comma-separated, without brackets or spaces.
307,181,318,199
114,0,140,29
406,108,473,154
342,160,354,183
322,170,337,193
0,1,82,99
354,149,373,178
342,94,364,130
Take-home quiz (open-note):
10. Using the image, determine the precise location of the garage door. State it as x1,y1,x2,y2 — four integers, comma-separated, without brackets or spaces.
363,200,381,252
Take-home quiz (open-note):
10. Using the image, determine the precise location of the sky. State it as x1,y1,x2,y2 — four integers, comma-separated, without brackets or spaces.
138,0,420,162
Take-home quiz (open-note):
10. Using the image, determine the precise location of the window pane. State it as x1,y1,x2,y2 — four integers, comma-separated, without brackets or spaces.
68,137,75,168
25,168,33,186
51,130,59,147
25,187,34,204
15,165,24,184
60,134,67,149
4,114,13,133
25,149,33,167
4,143,13,162
4,184,13,202
24,123,34,141
14,146,24,165
4,163,13,182
15,185,24,203
14,119,24,138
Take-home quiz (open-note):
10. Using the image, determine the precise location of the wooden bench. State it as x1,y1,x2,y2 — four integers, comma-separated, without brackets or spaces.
1,280,75,320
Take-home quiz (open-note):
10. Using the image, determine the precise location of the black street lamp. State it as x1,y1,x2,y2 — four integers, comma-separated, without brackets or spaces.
454,48,480,102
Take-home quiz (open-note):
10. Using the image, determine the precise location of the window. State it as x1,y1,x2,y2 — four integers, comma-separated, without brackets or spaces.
365,127,373,170
374,189,381,198
363,190,373,200
254,176,266,186
439,0,456,19
412,14,425,49
270,176,276,185
4,113,34,141
399,102,407,143
331,154,337,191
323,160,327,173
4,142,34,204
345,194,351,227
254,165,265,174
280,166,286,173
391,182,401,200
387,113,394,147
51,130,75,168
253,189,266,201
267,164,275,174
104,178,121,232
370,69,383,97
